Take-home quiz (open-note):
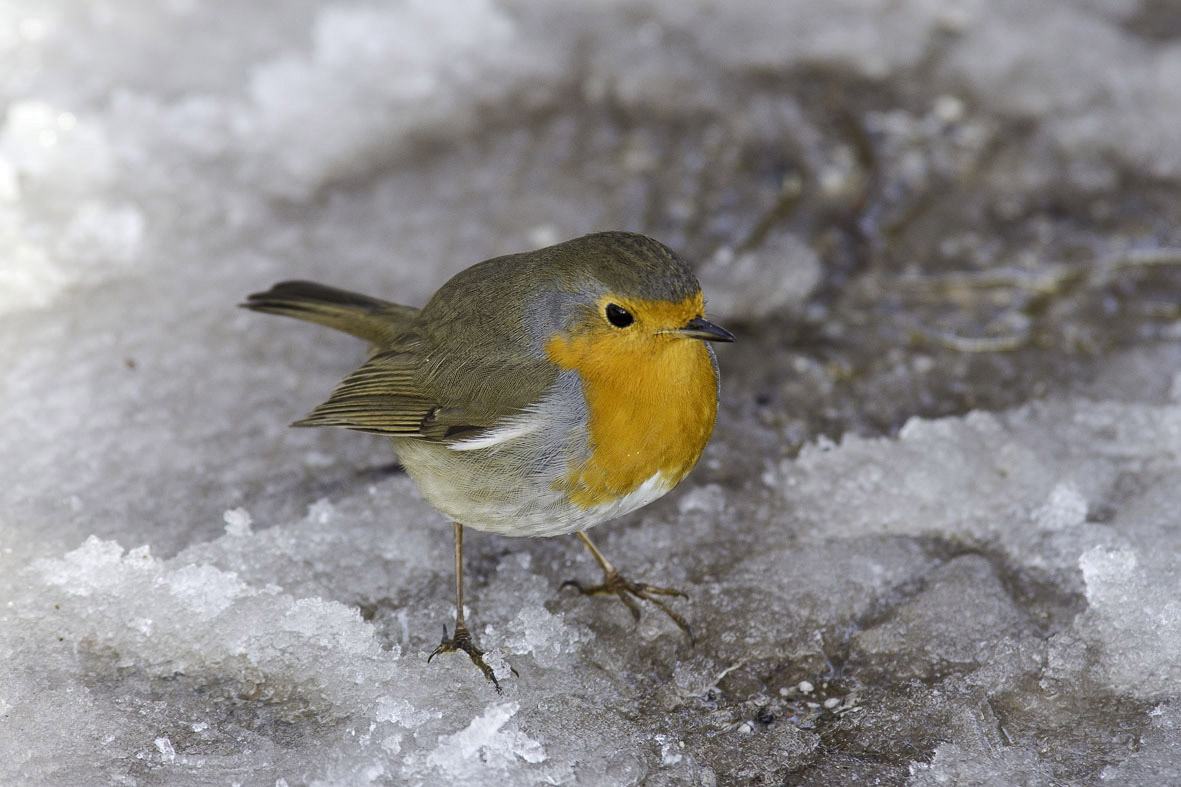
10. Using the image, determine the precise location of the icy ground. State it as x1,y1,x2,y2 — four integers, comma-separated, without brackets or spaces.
2,1,1181,784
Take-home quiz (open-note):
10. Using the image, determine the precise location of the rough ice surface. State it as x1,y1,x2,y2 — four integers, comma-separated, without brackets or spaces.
2,0,1180,784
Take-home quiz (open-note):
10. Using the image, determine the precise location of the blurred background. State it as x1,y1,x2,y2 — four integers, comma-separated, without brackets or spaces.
2,1,1180,784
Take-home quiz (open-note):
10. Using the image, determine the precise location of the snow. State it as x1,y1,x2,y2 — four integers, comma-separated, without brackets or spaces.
2,0,1180,784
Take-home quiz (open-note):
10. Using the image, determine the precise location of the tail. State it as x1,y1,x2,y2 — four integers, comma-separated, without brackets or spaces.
241,280,419,345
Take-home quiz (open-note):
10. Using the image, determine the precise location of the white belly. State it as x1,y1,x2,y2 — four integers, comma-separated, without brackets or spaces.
394,436,676,537
389,369,683,537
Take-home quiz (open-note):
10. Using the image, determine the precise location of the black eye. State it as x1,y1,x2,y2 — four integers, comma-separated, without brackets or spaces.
605,303,634,328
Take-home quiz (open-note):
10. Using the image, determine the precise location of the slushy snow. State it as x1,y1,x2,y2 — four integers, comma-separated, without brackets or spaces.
2,0,1180,784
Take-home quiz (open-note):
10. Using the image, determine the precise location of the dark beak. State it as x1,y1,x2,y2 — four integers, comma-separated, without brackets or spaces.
676,317,735,343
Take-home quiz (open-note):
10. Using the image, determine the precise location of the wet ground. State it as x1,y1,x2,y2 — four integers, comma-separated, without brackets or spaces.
2,1,1180,784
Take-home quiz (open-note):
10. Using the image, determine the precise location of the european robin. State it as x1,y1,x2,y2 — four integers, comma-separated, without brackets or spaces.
243,231,733,690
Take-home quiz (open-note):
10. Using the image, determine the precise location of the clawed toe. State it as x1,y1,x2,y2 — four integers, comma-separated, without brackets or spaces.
427,623,503,692
562,569,695,644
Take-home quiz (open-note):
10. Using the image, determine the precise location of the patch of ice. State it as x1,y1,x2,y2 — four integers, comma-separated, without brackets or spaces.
236,0,549,198
1079,546,1181,697
1032,481,1088,531
222,507,253,537
425,702,546,780
697,231,822,321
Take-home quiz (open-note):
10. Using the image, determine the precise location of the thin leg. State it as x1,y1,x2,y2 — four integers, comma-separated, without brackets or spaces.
453,521,466,631
563,531,694,643
575,531,617,575
428,522,501,691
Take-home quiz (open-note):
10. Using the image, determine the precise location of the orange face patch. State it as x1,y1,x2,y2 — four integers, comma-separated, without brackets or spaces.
545,293,718,508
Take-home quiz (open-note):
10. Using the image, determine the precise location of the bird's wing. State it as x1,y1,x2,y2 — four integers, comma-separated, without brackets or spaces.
292,350,434,435
293,345,558,442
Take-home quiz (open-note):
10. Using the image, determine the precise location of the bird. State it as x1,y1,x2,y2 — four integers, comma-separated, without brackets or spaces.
242,231,733,690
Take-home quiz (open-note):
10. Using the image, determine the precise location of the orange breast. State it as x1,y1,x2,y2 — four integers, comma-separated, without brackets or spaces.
545,327,718,509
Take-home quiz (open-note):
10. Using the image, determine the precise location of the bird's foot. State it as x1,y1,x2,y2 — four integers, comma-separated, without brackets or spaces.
427,622,502,692
562,569,694,644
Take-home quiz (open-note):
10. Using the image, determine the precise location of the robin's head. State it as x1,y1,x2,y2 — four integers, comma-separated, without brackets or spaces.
532,232,734,359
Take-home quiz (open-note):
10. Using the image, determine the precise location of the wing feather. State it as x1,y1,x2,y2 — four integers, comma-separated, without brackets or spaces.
292,348,558,441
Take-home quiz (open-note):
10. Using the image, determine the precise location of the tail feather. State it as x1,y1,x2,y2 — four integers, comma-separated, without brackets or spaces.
242,280,418,345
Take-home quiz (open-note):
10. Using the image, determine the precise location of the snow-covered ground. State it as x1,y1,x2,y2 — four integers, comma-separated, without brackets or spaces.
2,1,1180,784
